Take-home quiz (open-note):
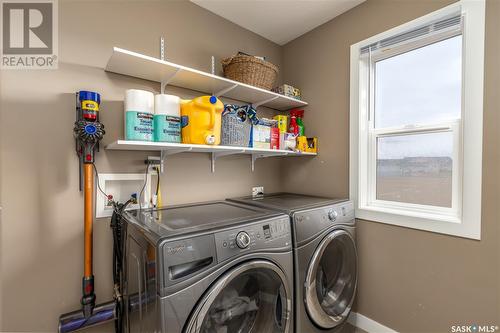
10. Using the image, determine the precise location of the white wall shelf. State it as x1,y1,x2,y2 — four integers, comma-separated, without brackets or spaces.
105,47,308,111
106,140,316,172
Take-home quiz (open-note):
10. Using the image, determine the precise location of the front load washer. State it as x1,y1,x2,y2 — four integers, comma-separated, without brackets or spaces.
228,193,357,332
122,200,294,333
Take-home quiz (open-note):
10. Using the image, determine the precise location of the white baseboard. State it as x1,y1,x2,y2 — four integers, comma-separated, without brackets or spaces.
348,312,398,333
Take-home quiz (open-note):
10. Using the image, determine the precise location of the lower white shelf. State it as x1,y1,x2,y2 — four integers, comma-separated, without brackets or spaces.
105,140,317,172
105,140,317,157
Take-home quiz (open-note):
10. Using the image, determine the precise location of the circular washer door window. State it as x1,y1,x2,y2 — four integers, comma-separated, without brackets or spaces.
185,260,291,333
304,229,358,329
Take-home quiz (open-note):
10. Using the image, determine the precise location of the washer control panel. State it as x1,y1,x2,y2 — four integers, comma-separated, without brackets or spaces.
215,217,291,263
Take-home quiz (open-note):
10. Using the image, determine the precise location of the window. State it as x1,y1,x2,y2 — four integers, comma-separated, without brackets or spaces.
350,1,485,239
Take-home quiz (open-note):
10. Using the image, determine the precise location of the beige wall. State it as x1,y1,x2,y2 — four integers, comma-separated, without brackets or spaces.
282,0,500,332
0,1,285,331
1,0,498,332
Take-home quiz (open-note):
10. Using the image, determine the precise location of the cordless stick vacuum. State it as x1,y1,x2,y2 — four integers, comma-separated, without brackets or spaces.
58,91,113,333
74,91,105,317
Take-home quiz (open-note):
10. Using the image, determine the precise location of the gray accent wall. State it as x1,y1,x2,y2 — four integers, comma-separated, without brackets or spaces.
282,0,500,331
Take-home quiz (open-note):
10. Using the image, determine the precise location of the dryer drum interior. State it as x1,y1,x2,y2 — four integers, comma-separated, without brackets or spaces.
304,230,358,329
185,260,291,333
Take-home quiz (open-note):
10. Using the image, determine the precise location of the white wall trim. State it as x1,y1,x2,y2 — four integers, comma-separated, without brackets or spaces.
348,312,398,333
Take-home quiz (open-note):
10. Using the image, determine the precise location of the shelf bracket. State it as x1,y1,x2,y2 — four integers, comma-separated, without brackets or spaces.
211,150,245,173
160,147,193,173
163,147,193,156
158,147,193,173
251,154,263,172
159,150,166,173
250,151,289,172
252,96,279,109
160,36,165,61
214,84,238,98
161,68,180,94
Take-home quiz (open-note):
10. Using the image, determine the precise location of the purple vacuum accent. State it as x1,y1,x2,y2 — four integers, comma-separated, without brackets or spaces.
58,301,116,333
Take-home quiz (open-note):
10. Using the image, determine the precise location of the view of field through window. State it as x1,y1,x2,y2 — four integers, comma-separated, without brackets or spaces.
376,133,453,207
374,36,461,208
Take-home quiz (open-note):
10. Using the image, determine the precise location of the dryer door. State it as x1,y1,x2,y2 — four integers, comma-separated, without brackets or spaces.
304,229,357,329
184,260,291,333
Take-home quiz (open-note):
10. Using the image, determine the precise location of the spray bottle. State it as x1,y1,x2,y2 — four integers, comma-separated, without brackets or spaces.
290,109,305,136
289,114,299,135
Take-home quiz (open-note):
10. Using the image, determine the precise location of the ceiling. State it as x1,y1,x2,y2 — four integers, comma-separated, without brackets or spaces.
190,0,365,45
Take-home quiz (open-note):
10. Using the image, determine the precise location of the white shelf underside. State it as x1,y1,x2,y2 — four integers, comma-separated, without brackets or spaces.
105,47,308,111
106,140,317,157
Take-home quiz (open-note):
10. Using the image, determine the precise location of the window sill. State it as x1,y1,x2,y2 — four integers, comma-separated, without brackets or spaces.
361,201,460,223
355,204,479,240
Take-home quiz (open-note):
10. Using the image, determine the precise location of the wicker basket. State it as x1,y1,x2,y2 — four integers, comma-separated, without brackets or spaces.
221,54,279,90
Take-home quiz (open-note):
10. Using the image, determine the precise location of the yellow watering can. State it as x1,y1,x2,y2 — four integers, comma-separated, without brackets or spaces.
181,96,224,145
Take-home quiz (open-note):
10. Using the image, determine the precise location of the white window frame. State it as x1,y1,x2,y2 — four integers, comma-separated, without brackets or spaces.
349,0,485,239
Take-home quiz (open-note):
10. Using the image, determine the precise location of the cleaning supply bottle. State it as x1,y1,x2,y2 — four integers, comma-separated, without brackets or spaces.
296,114,305,136
181,95,224,145
289,115,299,135
273,115,288,134
290,109,305,136
153,94,181,143
124,89,154,141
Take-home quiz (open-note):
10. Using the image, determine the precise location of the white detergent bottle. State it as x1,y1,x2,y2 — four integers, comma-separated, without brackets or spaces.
153,94,181,143
124,89,154,141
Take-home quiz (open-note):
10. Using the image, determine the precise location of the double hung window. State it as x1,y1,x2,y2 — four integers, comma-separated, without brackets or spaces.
349,1,485,239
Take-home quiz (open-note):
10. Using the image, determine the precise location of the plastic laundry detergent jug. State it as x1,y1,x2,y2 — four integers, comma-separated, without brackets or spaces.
181,96,224,145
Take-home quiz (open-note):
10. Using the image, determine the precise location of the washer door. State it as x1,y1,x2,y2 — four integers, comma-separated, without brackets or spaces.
304,229,357,329
184,260,291,333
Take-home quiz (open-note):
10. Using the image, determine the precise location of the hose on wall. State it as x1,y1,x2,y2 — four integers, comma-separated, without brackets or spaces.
110,197,136,333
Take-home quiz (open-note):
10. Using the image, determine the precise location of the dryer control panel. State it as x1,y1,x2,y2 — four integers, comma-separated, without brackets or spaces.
293,200,354,245
215,216,291,263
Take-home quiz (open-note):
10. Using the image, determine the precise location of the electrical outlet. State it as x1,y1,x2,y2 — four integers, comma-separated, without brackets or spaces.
145,156,164,173
145,156,161,165
252,186,264,197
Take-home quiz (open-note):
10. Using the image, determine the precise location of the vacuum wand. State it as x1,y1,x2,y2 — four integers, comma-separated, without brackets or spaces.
82,163,95,317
